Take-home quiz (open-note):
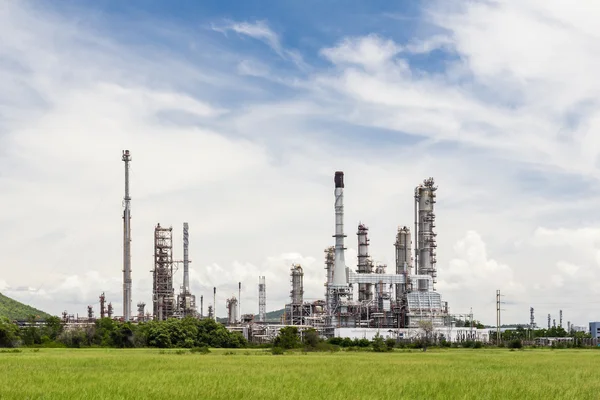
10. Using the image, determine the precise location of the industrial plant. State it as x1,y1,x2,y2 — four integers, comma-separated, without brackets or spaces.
61,150,490,343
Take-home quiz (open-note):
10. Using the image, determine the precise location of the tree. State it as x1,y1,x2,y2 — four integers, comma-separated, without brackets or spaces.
0,318,20,347
418,320,434,348
302,328,319,349
372,332,387,352
273,326,300,349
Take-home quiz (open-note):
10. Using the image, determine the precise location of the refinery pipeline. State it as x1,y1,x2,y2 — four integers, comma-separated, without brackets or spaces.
59,150,490,343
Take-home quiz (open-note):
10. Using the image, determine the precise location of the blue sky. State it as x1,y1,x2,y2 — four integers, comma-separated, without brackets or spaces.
2,0,600,326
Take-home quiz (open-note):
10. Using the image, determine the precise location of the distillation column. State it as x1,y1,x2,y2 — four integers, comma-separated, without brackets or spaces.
122,150,132,321
414,178,437,291
324,246,334,313
357,223,373,301
395,226,412,300
226,297,238,325
258,276,266,323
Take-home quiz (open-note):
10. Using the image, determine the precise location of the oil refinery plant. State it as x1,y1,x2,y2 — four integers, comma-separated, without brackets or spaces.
61,151,489,343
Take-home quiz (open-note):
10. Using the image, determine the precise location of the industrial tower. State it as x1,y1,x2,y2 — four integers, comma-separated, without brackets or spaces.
153,223,175,320
177,222,197,317
122,150,132,321
258,276,266,322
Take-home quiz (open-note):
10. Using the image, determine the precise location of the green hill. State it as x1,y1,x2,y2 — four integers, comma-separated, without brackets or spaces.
262,308,284,322
0,292,51,320
217,308,285,323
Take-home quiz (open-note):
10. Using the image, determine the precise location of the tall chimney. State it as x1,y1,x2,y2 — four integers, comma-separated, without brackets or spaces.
332,171,348,287
122,150,132,321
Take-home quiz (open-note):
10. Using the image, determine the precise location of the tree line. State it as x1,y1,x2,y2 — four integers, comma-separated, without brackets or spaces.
0,316,246,348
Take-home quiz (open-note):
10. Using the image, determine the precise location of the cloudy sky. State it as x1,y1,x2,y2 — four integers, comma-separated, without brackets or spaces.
2,0,600,326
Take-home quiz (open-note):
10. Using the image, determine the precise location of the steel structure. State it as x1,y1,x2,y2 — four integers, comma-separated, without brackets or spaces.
122,150,132,321
357,224,373,302
291,264,304,305
324,246,334,314
226,296,238,325
395,226,412,300
99,292,106,319
258,276,266,322
287,264,308,325
559,309,563,328
153,223,175,320
414,178,437,290
137,302,146,321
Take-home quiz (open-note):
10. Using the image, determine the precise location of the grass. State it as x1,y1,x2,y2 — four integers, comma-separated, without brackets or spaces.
0,348,599,399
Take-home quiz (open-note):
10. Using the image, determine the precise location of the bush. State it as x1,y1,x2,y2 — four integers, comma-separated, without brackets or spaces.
271,347,285,355
385,338,396,351
190,346,210,354
372,333,389,352
508,339,522,349
473,341,483,349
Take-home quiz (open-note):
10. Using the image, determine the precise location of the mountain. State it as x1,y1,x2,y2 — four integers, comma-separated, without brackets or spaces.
0,292,51,320
217,308,286,323
262,308,284,322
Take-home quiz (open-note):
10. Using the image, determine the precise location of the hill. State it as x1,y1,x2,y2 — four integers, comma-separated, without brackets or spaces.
217,308,286,324
0,292,51,320
262,308,284,322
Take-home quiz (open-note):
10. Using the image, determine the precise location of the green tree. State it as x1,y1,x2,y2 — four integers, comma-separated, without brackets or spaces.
303,328,320,349
372,333,387,352
274,326,300,349
0,318,20,347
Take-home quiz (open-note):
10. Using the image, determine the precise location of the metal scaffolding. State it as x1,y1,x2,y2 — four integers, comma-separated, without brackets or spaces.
153,223,175,320
258,276,266,322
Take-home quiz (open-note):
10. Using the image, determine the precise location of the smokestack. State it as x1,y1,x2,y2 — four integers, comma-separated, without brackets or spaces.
213,287,216,321
332,171,348,287
183,223,190,292
238,282,241,322
200,295,203,318
122,150,132,321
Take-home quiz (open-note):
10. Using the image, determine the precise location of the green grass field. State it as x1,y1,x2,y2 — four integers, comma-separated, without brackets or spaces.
1,348,599,399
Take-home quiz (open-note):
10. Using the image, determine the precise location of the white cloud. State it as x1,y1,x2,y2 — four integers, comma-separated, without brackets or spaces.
321,34,401,69
213,20,282,55
211,19,306,69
